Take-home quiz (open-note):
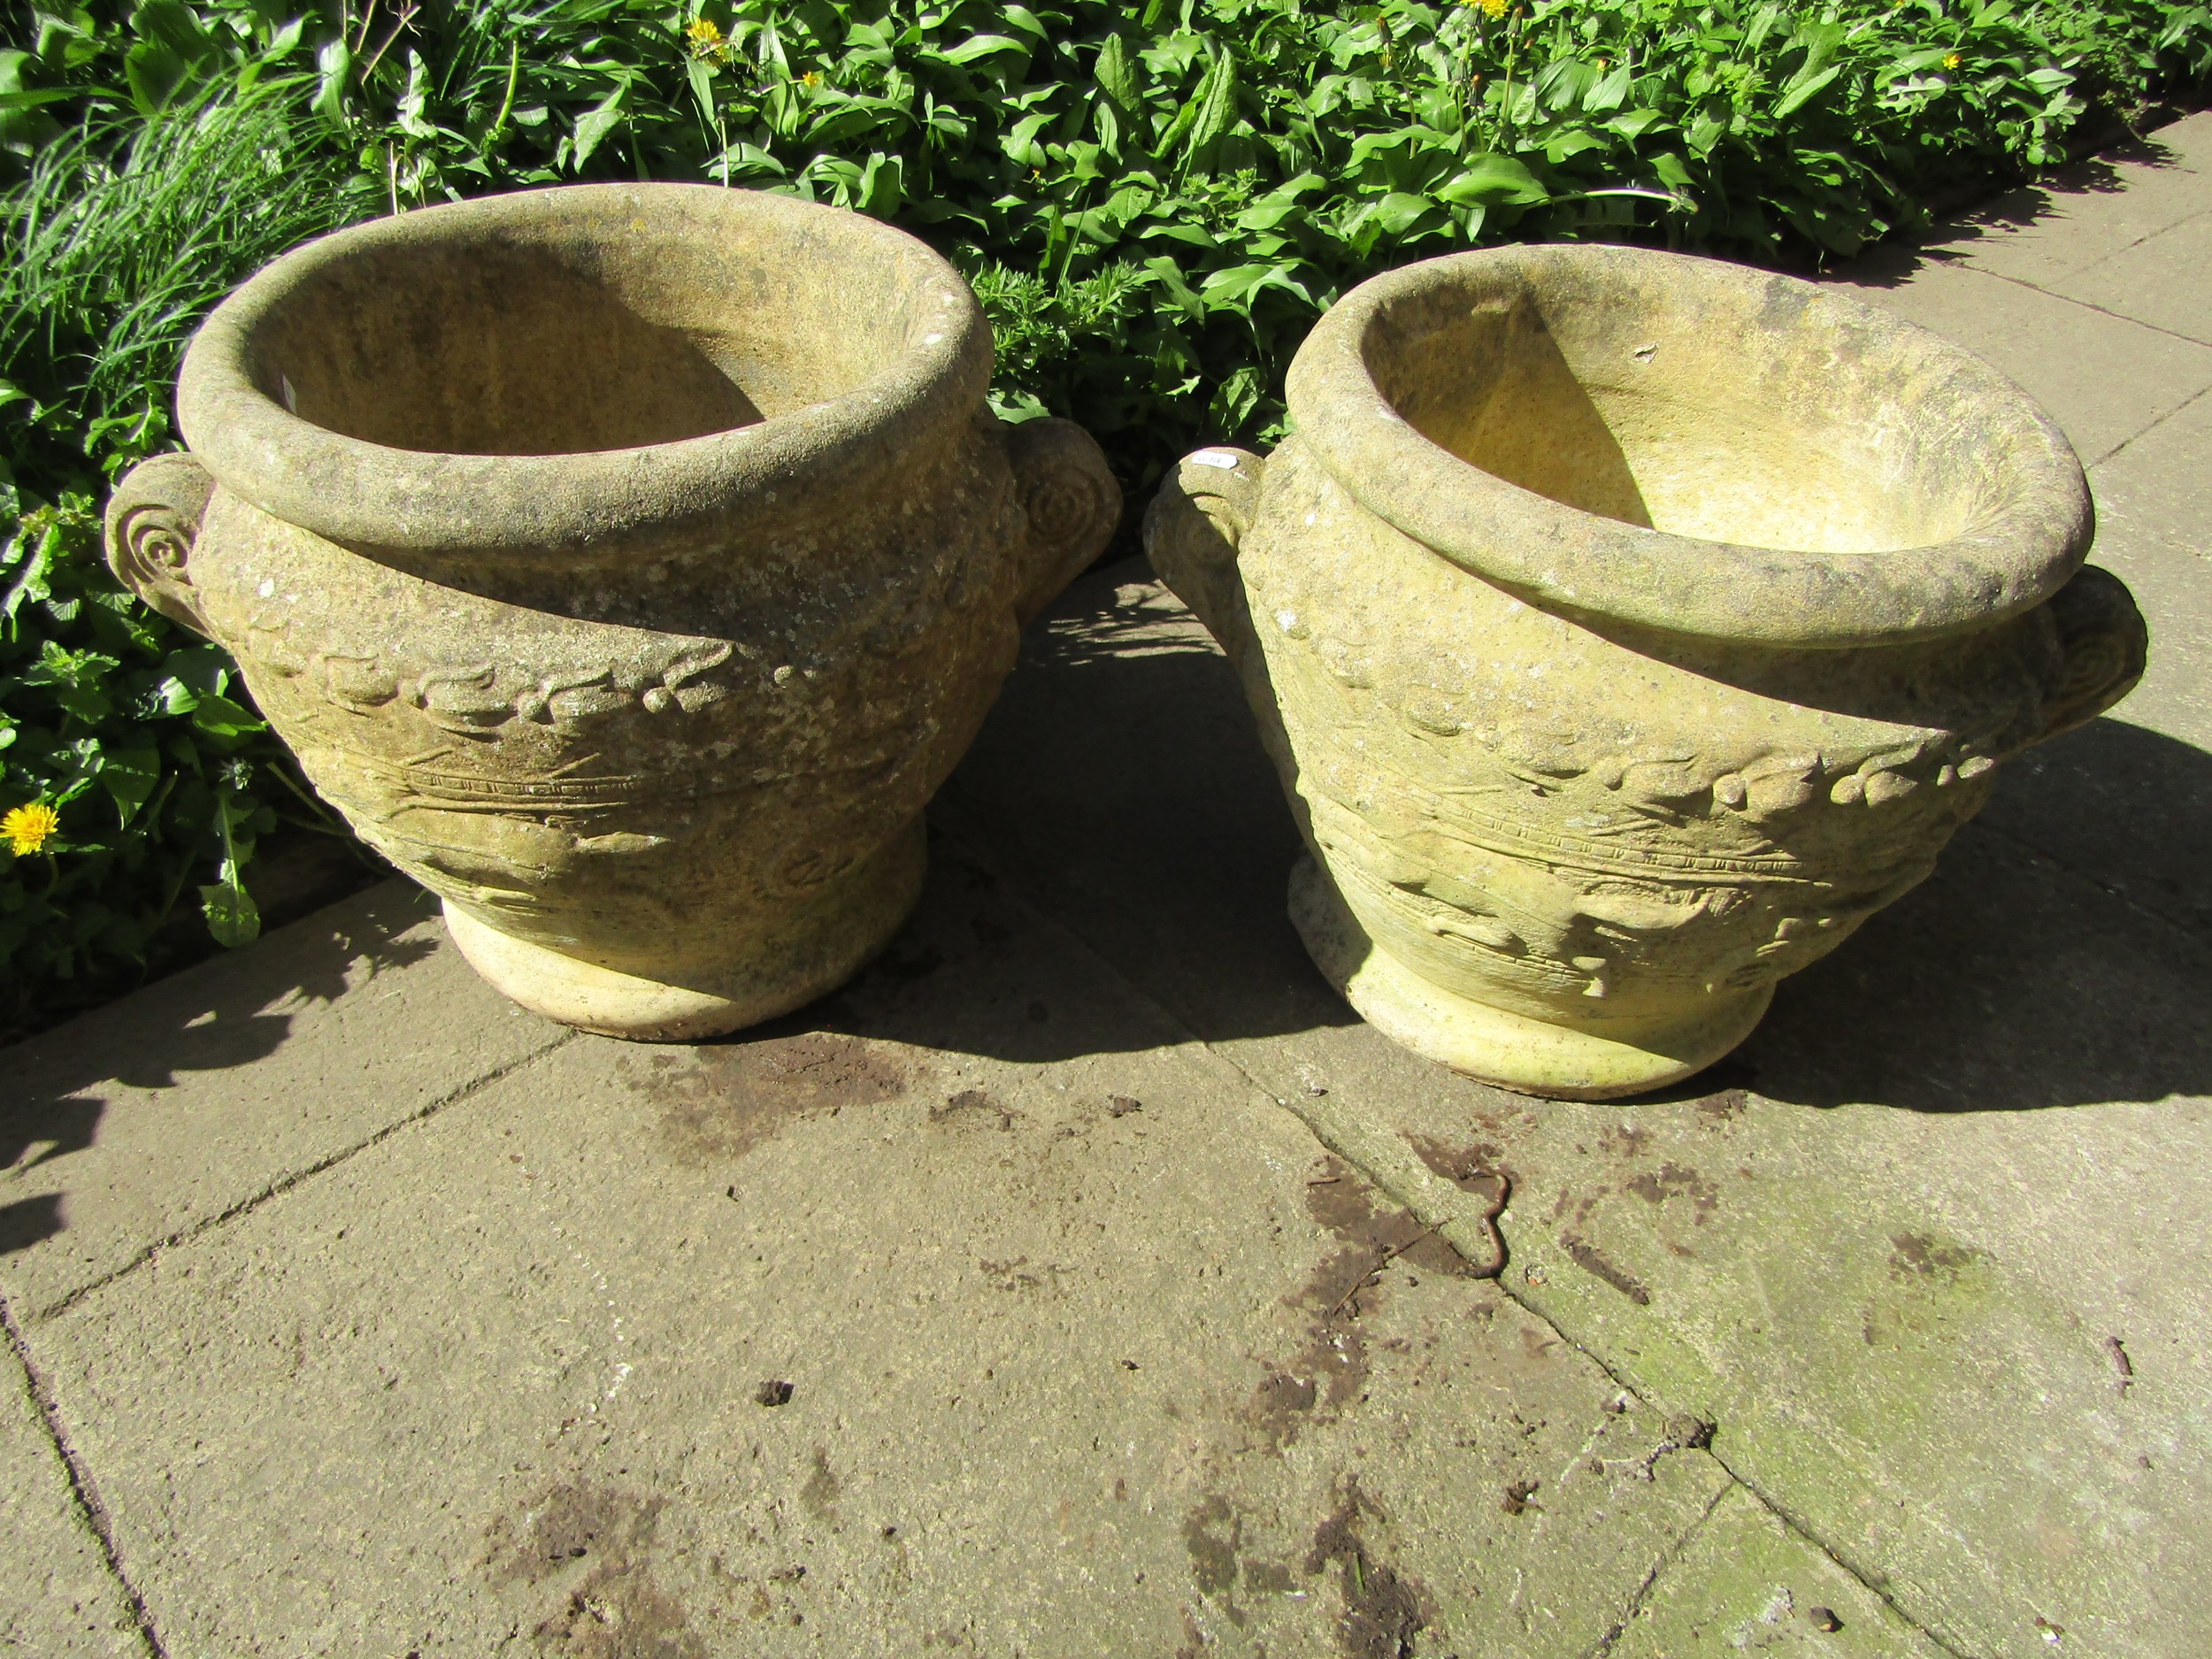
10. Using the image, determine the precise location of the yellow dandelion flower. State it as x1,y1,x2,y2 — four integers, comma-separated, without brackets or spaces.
685,17,728,61
2,802,60,857
799,69,824,88
1476,0,1509,19
1943,50,1962,69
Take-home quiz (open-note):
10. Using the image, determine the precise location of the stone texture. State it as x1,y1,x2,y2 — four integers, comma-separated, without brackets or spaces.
105,184,1119,1041
1608,1484,1949,1658
1147,243,2144,1098
0,879,565,1319
29,846,1729,1657
0,1340,143,1655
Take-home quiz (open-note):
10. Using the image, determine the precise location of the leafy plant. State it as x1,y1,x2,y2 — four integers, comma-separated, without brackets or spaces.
1,81,373,1033
0,0,2204,1035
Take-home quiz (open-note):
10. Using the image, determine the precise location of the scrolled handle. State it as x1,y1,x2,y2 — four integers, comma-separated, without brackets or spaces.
1142,447,1265,638
104,451,215,637
1004,417,1123,625
2033,564,2147,745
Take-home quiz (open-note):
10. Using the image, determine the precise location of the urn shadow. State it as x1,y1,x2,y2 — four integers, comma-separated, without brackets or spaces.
263,240,769,457
926,558,2208,1107
1691,715,2212,1114
0,881,437,1256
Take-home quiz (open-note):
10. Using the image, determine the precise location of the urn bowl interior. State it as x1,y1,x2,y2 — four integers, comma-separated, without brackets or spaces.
1358,255,1999,557
234,192,950,457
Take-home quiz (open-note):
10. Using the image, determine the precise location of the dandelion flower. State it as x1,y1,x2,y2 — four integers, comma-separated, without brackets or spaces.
1475,0,1509,19
685,17,728,60
1943,50,1962,68
2,802,60,857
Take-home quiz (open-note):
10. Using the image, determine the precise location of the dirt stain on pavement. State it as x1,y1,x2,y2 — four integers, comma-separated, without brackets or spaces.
636,1032,920,1165
1560,1233,1654,1305
485,1479,705,1658
1622,1160,1718,1225
1889,1231,1981,1283
1306,1157,1475,1283
931,1087,1021,1132
1304,1478,1432,1659
1181,1494,1246,1619
1241,1161,1496,1454
801,1447,842,1518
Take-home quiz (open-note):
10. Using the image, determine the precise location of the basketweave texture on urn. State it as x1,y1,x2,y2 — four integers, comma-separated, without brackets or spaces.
104,184,1121,1040
1147,243,2146,1100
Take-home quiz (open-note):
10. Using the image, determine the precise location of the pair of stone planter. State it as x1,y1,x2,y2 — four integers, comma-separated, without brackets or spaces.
111,185,2144,1098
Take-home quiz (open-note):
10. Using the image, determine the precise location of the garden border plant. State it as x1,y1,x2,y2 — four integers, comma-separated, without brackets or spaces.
2,0,2207,1040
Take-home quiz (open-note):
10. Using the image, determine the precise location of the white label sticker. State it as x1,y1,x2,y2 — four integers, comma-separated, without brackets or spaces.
1189,449,1242,470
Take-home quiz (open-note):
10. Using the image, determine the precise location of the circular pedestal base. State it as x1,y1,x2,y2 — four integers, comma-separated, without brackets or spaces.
442,825,927,1041
1288,856,1771,1101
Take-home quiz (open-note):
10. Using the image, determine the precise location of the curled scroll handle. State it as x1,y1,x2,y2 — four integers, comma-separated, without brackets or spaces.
1003,418,1125,626
104,450,216,639
2031,564,2148,747
1141,447,1267,640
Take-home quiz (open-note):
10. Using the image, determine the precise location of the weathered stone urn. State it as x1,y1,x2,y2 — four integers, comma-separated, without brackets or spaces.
1148,244,2146,1099
106,184,1118,1039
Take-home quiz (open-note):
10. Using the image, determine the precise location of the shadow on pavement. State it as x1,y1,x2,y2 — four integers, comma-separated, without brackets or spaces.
1734,718,2212,1114
957,565,2212,1115
1840,136,2173,288
938,561,1361,1048
0,881,437,1256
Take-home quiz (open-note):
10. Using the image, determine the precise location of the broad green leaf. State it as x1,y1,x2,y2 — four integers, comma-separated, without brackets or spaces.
188,693,263,739
1772,64,1841,119
1437,154,1549,207
1094,33,1142,111
939,34,1029,65
571,82,628,169
1586,61,1633,112
99,741,159,825
199,879,261,947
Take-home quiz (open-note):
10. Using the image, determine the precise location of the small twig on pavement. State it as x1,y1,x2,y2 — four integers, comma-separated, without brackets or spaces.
1327,1225,1434,1321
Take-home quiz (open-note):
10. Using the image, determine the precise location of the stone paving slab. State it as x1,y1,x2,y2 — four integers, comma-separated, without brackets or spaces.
26,844,1732,1657
1838,114,2212,465
1608,1485,1947,1659
0,1338,141,1656
1832,257,2212,465
2057,207,2212,345
937,526,2212,1659
0,881,568,1320
1900,115,2212,291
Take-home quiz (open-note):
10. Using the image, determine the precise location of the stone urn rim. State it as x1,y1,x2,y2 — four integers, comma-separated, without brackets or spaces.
173,181,993,563
1282,242,2093,649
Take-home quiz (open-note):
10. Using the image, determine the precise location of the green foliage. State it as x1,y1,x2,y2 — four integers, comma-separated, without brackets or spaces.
0,0,2204,1032
1,82,373,1031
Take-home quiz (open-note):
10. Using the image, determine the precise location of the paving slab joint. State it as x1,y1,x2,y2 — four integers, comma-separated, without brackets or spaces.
0,1294,166,1658
32,1026,577,1325
1698,1460,1978,1659
2092,379,2212,475
1580,1471,1732,1658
